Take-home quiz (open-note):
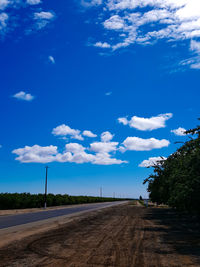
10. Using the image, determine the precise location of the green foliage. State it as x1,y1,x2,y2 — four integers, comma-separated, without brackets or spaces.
144,121,200,214
0,193,126,210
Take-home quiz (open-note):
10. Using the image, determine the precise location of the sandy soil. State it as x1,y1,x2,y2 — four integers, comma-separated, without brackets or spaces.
0,203,200,267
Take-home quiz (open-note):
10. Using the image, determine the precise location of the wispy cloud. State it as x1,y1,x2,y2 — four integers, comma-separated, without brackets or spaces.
85,0,200,69
0,1,56,37
0,12,8,34
80,0,102,8
48,55,55,64
0,0,9,10
105,91,112,96
34,11,55,29
26,0,41,5
13,91,35,101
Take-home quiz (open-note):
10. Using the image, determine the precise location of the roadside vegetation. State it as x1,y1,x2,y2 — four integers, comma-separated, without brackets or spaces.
138,195,144,206
144,120,200,214
0,193,128,210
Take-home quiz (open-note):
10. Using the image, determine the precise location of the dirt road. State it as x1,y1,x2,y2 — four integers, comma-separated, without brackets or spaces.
0,203,200,267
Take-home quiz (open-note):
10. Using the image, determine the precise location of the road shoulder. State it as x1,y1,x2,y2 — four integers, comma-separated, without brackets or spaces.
0,201,127,248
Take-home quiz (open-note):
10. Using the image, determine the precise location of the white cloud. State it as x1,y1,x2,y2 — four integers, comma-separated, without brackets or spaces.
82,130,97,137
27,0,41,5
118,117,128,125
65,143,85,153
190,40,200,54
34,11,54,20
179,55,200,69
121,137,170,151
139,156,167,167
48,55,55,64
171,127,187,136
94,42,111,48
13,91,34,101
0,12,8,31
71,134,84,141
12,145,58,163
0,0,9,10
0,1,55,36
107,0,188,12
34,11,55,29
105,91,112,96
90,141,118,153
52,124,80,136
118,113,173,131
188,40,200,68
81,0,102,7
58,142,126,165
92,152,128,165
13,143,126,165
103,15,125,30
190,62,200,69
52,124,84,140
68,151,95,164
101,131,114,142
58,143,94,164
88,0,200,69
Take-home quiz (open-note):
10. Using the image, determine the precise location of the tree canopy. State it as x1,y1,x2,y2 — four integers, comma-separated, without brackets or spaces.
144,121,200,214
0,193,127,210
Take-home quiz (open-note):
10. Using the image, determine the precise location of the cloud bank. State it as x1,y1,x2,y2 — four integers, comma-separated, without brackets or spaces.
12,143,127,165
13,118,171,165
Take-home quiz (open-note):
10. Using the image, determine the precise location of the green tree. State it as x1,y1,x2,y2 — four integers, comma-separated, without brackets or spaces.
144,120,200,214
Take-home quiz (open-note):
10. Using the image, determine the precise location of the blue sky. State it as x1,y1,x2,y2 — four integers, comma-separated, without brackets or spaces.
0,0,200,198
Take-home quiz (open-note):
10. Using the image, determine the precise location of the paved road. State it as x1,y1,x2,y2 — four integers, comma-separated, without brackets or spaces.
0,201,126,229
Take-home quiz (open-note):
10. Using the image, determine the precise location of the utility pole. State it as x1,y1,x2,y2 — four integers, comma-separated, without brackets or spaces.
113,192,115,198
44,166,49,209
100,187,102,198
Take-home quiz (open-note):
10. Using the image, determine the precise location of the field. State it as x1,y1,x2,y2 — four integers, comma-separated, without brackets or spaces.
0,202,200,267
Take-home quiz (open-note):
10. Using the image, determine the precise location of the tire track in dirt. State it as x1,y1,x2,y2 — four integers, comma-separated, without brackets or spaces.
0,204,200,267
27,210,125,266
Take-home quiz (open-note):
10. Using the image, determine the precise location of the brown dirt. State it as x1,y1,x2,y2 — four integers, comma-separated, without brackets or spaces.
0,203,200,267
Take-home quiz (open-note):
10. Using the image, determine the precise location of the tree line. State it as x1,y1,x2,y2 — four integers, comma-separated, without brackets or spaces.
144,121,200,214
0,193,126,210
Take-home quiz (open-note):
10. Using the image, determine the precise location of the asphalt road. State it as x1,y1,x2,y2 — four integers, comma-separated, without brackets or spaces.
0,201,126,229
